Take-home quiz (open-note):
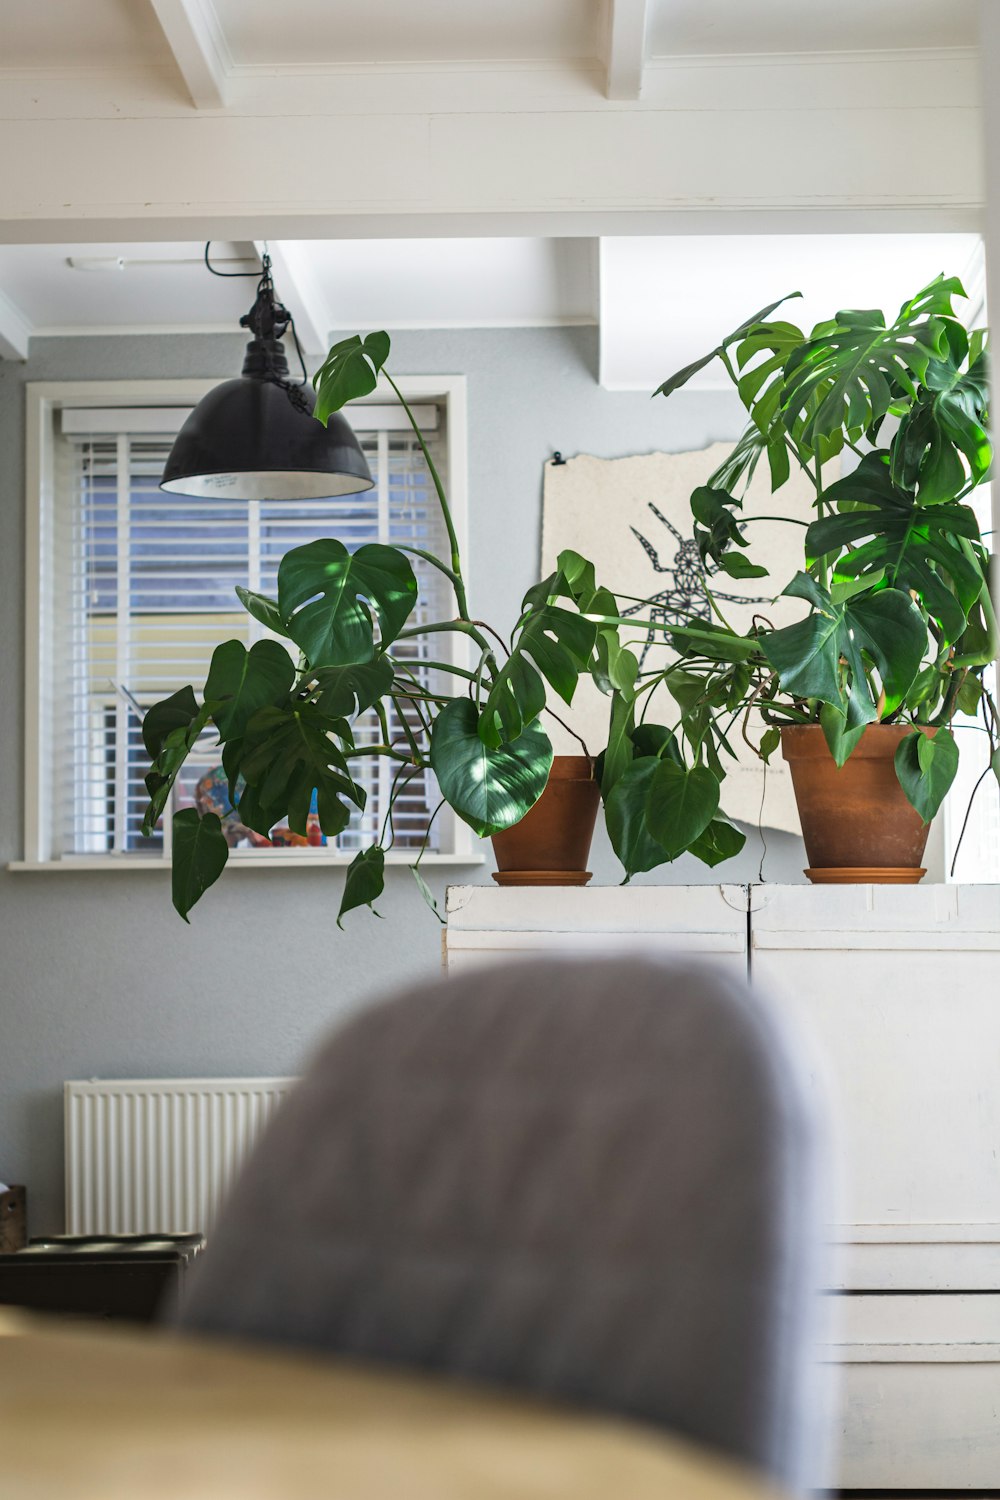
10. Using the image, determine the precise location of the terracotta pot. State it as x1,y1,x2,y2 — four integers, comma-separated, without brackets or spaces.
781,724,932,884
490,755,601,886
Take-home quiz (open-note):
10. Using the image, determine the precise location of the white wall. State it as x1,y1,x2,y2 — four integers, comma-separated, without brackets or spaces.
0,325,808,1232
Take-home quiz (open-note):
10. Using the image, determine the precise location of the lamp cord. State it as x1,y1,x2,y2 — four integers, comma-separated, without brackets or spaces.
203,240,310,395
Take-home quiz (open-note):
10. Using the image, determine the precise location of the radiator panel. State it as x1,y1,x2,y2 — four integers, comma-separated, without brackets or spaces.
64,1078,294,1235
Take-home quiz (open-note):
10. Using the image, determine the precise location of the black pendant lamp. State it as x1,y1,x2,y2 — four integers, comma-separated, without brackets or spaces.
161,253,373,501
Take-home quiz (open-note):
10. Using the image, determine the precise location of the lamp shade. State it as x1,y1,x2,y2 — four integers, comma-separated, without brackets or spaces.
161,368,374,501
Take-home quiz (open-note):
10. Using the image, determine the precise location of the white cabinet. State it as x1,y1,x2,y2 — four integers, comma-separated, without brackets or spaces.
752,883,1000,1290
444,884,749,976
444,883,1000,1490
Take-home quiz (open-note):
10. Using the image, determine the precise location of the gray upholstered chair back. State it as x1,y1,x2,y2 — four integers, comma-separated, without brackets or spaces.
179,957,826,1487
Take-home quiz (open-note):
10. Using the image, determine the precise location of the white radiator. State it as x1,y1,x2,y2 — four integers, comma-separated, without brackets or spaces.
64,1077,295,1235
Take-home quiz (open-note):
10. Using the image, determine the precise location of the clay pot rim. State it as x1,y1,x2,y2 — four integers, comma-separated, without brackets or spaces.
545,755,596,780
780,722,929,760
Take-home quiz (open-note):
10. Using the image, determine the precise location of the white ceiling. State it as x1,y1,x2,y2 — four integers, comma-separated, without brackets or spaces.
599,234,985,389
0,1,980,247
0,3,981,364
1,0,975,71
647,0,977,57
0,232,983,389
213,0,599,67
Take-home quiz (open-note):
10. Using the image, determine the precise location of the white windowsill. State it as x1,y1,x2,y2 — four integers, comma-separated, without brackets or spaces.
8,852,486,873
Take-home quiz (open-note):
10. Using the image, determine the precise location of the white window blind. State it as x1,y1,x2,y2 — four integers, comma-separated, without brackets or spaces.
49,405,453,862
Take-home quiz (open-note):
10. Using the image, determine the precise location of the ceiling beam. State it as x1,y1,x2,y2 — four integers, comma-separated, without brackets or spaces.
148,0,230,109
0,52,980,241
602,0,649,100
0,286,32,360
255,242,332,360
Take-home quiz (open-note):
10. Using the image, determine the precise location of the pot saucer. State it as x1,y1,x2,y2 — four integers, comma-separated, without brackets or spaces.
491,871,593,886
805,866,927,885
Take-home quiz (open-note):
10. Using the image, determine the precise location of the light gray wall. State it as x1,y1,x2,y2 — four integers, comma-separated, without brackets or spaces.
0,326,807,1233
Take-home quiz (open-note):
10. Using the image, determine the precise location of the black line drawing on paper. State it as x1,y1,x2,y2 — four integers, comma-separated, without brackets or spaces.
621,502,770,665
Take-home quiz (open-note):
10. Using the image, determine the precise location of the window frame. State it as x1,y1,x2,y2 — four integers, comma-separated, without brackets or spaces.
18,375,481,871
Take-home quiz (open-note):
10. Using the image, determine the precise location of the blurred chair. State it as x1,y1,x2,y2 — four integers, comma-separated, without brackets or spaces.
178,957,828,1488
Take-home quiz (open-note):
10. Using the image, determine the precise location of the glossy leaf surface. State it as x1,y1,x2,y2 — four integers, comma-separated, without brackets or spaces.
430,699,552,837
313,332,390,423
894,728,959,822
277,540,417,666
337,845,385,927
171,809,229,922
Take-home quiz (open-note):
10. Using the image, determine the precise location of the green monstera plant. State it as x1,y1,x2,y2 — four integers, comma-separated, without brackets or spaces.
143,331,642,923
597,275,998,878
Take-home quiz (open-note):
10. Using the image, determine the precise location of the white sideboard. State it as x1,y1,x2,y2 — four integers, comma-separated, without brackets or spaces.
444,883,1000,1491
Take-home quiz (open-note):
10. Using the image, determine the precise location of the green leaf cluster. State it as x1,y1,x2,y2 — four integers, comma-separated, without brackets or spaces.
652,275,997,835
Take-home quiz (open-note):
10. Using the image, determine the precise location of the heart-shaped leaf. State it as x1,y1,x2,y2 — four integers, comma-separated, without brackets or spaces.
605,757,669,877
171,808,229,922
278,539,417,666
819,704,867,767
337,845,385,928
143,684,200,760
430,699,552,837
894,728,959,822
645,760,721,859
204,639,295,741
689,818,746,868
605,755,729,876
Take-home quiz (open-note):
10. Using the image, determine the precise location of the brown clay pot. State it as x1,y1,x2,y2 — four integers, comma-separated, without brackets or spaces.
490,755,601,886
781,724,932,884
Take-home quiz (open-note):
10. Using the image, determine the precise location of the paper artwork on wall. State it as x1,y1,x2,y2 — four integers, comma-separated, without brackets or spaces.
540,442,835,835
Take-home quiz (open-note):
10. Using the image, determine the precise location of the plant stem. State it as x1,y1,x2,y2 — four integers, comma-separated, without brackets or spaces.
345,745,420,764
393,656,480,683
541,705,590,757
396,618,502,688
384,371,469,618
812,449,830,593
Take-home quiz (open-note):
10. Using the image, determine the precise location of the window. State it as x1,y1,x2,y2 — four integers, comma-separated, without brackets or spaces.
23,378,473,868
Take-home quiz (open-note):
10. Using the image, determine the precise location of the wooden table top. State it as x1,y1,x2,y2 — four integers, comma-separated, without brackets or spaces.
0,1311,785,1500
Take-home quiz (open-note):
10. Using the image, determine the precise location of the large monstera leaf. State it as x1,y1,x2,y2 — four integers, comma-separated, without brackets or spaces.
236,702,365,839
313,331,390,423
431,699,552,837
807,452,983,644
204,638,295,741
761,572,927,724
780,276,964,447
277,539,417,666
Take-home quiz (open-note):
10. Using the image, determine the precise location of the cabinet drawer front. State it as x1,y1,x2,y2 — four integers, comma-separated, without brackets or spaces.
821,1295,1000,1489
